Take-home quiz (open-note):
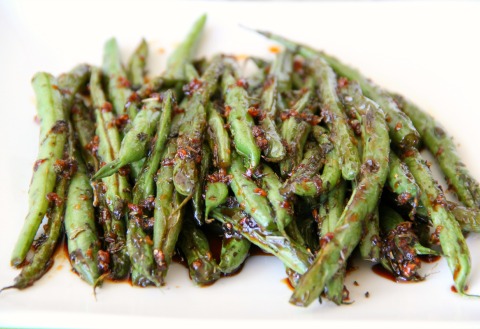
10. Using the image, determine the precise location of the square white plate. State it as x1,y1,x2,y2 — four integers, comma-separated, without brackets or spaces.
1,1,479,328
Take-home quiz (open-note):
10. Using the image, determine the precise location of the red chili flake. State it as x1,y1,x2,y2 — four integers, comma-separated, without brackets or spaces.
207,169,231,183
174,106,185,114
33,159,47,171
144,235,153,246
320,232,335,249
224,105,232,118
247,107,261,118
161,157,175,167
115,114,130,130
236,78,249,89
280,200,291,209
289,109,298,117
402,149,416,158
431,225,443,245
280,111,290,121
337,77,349,88
395,122,403,131
253,188,267,197
252,126,268,151
47,192,63,206
86,135,99,154
101,102,113,113
118,165,130,177
128,203,143,216
52,84,59,90
183,78,203,97
293,58,304,73
97,250,110,273
309,115,322,126
128,92,140,103
54,158,78,178
117,76,131,88
177,148,188,160
312,208,319,222
263,76,275,89
436,147,444,157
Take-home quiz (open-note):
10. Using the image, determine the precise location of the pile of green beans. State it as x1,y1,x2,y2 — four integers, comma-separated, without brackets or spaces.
5,15,480,307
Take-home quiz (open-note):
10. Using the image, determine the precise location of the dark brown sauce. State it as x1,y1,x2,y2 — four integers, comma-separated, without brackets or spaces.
172,252,188,268
249,244,272,257
204,230,223,264
372,263,408,283
419,255,441,263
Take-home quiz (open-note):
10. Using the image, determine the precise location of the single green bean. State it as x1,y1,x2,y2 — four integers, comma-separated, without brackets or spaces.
11,73,68,266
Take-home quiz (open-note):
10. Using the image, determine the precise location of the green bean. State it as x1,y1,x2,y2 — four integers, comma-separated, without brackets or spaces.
57,64,90,110
164,14,207,82
318,180,347,305
207,102,231,169
211,208,312,274
103,38,132,117
90,66,130,279
279,76,315,177
173,55,223,196
311,56,360,180
127,204,161,287
253,29,420,150
219,232,251,274
402,148,471,294
133,90,174,202
92,96,162,180
127,38,148,89
11,73,68,267
70,98,98,173
385,151,419,213
259,164,293,234
312,126,342,194
228,152,276,231
379,204,437,281
152,140,181,281
359,206,381,262
177,216,220,286
258,51,292,162
7,120,75,288
290,81,389,307
281,140,326,197
65,151,100,286
447,202,480,233
394,94,480,209
205,182,229,222
6,166,69,289
222,64,261,169
193,144,212,225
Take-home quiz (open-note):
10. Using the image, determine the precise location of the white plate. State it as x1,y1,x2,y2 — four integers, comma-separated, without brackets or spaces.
1,1,479,328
